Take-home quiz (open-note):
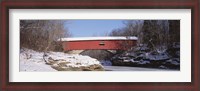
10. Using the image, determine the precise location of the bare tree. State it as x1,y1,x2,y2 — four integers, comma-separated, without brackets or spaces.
168,20,180,44
109,20,143,37
20,20,71,63
140,20,170,53
20,20,49,51
109,20,174,52
20,20,70,51
109,20,143,50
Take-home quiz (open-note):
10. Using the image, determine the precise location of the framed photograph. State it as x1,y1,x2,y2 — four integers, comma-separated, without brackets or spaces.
1,0,199,91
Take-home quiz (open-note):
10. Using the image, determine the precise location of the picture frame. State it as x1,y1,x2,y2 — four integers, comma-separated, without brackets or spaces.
1,0,199,91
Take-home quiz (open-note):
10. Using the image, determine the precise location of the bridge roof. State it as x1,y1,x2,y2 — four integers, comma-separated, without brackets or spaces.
58,36,138,41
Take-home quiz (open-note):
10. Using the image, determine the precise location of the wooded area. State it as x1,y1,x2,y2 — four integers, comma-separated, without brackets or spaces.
20,20,71,52
109,20,180,69
109,20,180,53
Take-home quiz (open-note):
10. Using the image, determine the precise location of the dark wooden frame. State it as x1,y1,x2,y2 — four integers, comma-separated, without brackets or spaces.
0,0,199,91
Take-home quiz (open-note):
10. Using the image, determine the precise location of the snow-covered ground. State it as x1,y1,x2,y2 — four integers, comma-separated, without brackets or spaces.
20,48,102,71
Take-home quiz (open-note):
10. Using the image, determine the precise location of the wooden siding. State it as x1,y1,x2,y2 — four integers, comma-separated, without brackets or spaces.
62,40,137,50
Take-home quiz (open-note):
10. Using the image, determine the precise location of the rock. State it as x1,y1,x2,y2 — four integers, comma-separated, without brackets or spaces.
165,58,180,65
172,42,180,49
146,52,170,61
51,61,104,71
43,56,104,71
110,43,180,69
167,42,180,57
159,65,168,69
100,60,112,66
134,44,150,52
176,51,180,57
58,64,104,71
138,60,150,65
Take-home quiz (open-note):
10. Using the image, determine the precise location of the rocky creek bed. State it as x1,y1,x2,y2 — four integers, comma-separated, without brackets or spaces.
111,43,180,70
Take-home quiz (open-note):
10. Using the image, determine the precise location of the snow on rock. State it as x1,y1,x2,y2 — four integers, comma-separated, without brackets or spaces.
138,60,150,65
100,60,112,66
20,48,104,71
159,65,168,69
111,43,180,70
146,52,170,61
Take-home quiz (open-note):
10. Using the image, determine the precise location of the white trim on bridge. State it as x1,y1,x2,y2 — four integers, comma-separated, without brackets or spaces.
58,36,138,41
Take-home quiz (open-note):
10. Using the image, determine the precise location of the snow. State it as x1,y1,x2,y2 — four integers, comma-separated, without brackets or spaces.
159,65,168,69
58,36,138,41
100,60,112,66
165,59,180,65
20,48,102,71
120,59,135,63
20,49,56,71
146,52,170,61
170,61,179,65
138,60,150,64
20,60,57,71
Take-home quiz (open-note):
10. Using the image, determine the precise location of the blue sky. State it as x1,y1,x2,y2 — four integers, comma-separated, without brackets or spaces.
65,20,125,37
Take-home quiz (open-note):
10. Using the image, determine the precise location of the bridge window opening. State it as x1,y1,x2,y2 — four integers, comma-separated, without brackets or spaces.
99,41,105,46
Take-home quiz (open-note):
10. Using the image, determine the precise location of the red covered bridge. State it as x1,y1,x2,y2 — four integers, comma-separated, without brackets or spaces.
59,36,138,53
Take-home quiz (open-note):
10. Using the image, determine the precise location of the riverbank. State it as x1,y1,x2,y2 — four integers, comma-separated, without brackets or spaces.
104,66,178,71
